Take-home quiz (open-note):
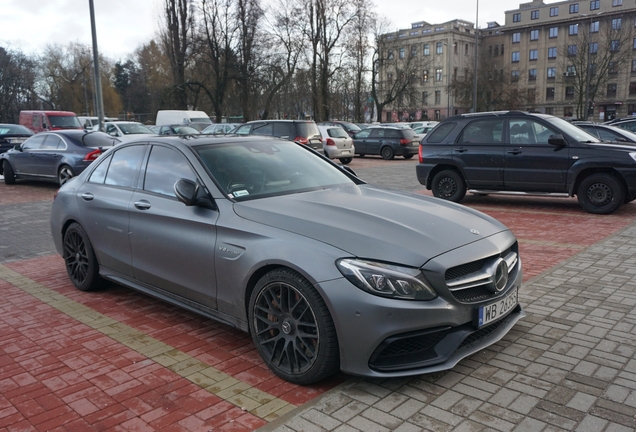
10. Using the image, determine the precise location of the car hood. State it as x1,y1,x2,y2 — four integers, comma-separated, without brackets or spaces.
233,185,509,267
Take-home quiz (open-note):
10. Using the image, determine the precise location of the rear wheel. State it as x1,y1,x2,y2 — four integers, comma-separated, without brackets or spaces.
381,146,395,160
63,223,103,291
58,165,74,185
2,160,15,185
432,169,466,202
249,268,339,384
339,157,352,165
577,173,624,214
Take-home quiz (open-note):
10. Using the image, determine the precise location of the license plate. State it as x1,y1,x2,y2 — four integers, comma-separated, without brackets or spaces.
340,150,350,154
477,287,517,328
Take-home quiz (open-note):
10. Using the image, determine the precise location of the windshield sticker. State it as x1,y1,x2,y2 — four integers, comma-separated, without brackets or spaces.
233,190,250,197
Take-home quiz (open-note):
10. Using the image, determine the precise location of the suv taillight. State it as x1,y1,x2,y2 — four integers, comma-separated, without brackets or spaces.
418,143,424,163
399,138,411,146
294,136,309,145
83,149,102,161
326,138,336,146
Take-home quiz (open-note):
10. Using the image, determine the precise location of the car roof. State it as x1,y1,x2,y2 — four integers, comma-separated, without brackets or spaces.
445,110,553,121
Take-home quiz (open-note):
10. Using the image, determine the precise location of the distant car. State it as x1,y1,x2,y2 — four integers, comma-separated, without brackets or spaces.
352,126,419,160
317,125,355,164
610,119,636,134
0,130,118,185
0,124,33,154
151,124,201,136
410,121,439,129
233,120,323,153
202,123,241,135
185,122,213,132
572,122,636,144
317,121,362,137
98,121,155,140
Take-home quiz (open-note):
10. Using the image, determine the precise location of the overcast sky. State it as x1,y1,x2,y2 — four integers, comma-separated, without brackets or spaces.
1,0,546,61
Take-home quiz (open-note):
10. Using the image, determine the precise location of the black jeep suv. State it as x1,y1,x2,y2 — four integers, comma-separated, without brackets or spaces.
417,111,636,214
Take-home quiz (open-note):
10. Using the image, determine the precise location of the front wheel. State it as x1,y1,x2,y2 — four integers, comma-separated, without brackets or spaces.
249,268,339,384
2,160,16,185
432,169,466,202
381,146,394,160
339,157,352,165
577,173,624,214
63,223,103,291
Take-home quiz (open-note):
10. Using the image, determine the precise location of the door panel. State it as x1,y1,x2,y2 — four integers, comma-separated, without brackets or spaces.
454,118,505,188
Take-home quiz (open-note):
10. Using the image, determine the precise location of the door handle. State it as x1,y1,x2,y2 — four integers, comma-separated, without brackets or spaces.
507,149,522,155
134,200,151,210
80,192,94,201
455,147,468,153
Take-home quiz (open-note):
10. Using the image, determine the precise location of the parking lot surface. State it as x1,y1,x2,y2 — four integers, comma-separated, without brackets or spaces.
1,156,635,431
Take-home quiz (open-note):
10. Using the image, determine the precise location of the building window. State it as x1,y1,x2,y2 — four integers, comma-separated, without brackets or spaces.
611,40,620,51
436,69,443,81
529,49,538,60
434,90,441,104
513,13,521,22
465,44,469,55
512,32,521,43
549,27,558,38
630,82,636,94
547,67,556,78
422,91,428,104
436,42,443,54
512,51,520,62
545,107,554,115
564,107,573,117
569,24,578,35
590,21,599,33
609,62,618,74
590,0,600,10
530,30,539,40
566,65,577,75
612,18,622,30
528,88,536,103
411,46,417,57
501,45,504,56
494,45,499,56
568,45,578,56
548,47,557,59
550,7,559,16
613,0,622,5
489,45,493,56
423,70,429,82
546,87,555,99
531,10,539,19
387,50,394,59
570,3,579,13
423,44,430,56
399,48,405,59
590,42,598,54
529,68,537,80
511,70,520,81
565,86,575,98
607,83,617,96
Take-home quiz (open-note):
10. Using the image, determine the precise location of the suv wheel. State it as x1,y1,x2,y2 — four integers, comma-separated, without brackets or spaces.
432,170,466,202
577,173,624,214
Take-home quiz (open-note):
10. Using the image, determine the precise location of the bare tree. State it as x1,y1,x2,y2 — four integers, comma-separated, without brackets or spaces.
0,46,37,123
235,0,263,121
162,0,194,109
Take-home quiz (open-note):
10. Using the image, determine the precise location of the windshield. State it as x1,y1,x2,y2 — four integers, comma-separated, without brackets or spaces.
118,123,154,135
545,117,600,143
49,115,82,129
341,122,361,132
0,125,32,135
195,140,356,201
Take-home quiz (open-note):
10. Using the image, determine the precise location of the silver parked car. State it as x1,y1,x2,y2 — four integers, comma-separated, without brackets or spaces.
50,135,524,384
317,125,355,164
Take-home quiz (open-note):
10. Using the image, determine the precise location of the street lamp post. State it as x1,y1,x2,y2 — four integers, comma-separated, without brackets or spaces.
89,0,105,131
473,0,479,113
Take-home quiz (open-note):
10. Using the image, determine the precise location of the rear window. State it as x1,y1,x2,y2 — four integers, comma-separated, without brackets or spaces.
327,128,348,138
0,125,32,135
400,129,417,138
48,115,82,128
425,123,456,143
82,132,118,148
296,122,320,138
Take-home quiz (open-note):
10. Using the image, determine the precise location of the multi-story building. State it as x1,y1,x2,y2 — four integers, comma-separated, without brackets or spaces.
378,0,636,121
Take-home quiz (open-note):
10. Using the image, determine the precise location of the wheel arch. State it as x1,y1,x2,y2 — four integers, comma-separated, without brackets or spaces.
426,164,465,190
571,168,629,203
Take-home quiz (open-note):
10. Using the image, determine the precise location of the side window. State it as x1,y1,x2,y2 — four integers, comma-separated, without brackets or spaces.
234,125,252,135
106,124,119,136
386,129,402,138
143,146,196,197
22,135,47,150
41,135,64,150
459,119,504,144
89,154,113,184
354,129,371,139
509,120,555,145
273,122,294,137
425,123,456,143
371,128,386,138
104,145,146,188
252,123,273,136
597,129,621,141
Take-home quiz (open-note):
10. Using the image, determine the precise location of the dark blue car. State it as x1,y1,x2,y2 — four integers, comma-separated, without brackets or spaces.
0,130,119,185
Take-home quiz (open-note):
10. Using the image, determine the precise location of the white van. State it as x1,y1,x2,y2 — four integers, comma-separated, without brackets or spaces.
155,110,212,127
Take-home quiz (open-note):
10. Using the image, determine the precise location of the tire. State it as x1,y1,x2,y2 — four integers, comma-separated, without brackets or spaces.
2,160,16,185
58,165,75,186
63,223,103,291
432,169,467,202
358,154,365,157
577,173,624,214
381,146,394,160
403,154,414,159
249,268,339,384
339,157,352,165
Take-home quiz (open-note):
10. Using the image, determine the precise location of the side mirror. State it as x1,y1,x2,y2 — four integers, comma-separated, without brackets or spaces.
616,137,627,142
174,178,216,209
548,134,566,146
13,144,23,151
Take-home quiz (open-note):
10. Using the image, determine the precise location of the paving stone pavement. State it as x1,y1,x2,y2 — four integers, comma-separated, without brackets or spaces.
258,221,636,432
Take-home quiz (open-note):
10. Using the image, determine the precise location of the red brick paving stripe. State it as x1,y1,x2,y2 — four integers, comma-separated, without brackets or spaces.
0,183,58,205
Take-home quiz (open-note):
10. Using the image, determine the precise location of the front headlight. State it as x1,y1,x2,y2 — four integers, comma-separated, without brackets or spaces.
336,258,437,300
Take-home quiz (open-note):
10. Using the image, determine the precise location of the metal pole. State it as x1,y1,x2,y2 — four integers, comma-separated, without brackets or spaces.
89,0,105,131
472,0,479,113
447,36,452,118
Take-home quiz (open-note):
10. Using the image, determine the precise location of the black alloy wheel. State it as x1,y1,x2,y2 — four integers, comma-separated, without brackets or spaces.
2,160,16,185
63,223,103,291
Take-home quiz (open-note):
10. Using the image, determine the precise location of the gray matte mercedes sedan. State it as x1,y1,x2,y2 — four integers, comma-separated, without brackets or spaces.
50,135,524,384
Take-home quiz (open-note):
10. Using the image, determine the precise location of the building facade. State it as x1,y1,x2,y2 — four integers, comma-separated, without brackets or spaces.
378,0,636,121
